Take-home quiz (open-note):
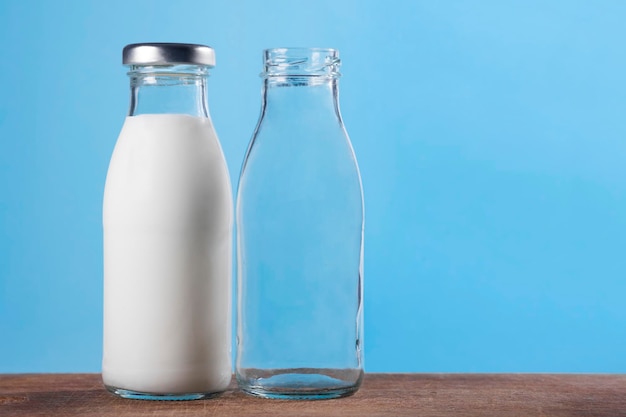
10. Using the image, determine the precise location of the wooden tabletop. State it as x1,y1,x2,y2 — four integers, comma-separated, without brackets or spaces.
1,373,625,416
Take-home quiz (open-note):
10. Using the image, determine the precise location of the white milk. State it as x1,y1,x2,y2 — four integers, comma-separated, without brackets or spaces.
102,114,232,394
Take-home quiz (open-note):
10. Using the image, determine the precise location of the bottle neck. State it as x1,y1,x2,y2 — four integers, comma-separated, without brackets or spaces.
127,65,210,117
262,77,341,122
259,48,343,123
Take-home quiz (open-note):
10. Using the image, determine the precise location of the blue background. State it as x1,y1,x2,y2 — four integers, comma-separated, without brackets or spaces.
1,0,626,373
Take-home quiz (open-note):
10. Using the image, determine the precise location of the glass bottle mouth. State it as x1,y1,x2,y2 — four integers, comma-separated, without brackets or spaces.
127,64,210,86
262,47,341,78
127,64,210,77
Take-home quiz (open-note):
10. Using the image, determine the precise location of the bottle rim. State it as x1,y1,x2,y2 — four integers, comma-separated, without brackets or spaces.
262,47,341,78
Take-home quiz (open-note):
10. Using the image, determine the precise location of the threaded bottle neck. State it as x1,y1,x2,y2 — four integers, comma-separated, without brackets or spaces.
262,48,340,79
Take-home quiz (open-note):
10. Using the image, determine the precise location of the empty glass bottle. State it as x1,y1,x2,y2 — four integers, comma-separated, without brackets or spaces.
236,47,364,399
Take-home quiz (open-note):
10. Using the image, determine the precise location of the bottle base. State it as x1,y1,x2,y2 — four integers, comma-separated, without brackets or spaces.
236,368,362,400
105,385,223,401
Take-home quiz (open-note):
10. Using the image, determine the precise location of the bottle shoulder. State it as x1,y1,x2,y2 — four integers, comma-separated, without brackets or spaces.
104,114,232,227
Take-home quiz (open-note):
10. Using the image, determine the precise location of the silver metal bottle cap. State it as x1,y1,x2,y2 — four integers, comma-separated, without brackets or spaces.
122,43,215,67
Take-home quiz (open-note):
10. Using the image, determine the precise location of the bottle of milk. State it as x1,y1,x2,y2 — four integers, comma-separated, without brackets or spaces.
103,43,232,400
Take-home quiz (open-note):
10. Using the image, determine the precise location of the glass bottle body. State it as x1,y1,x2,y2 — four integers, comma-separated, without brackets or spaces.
236,48,364,399
103,55,232,400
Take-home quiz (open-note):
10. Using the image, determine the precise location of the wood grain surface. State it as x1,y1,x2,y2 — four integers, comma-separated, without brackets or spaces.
1,373,625,416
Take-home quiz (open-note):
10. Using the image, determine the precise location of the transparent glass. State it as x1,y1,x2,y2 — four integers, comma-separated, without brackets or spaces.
127,64,210,116
103,63,233,400
236,48,364,400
